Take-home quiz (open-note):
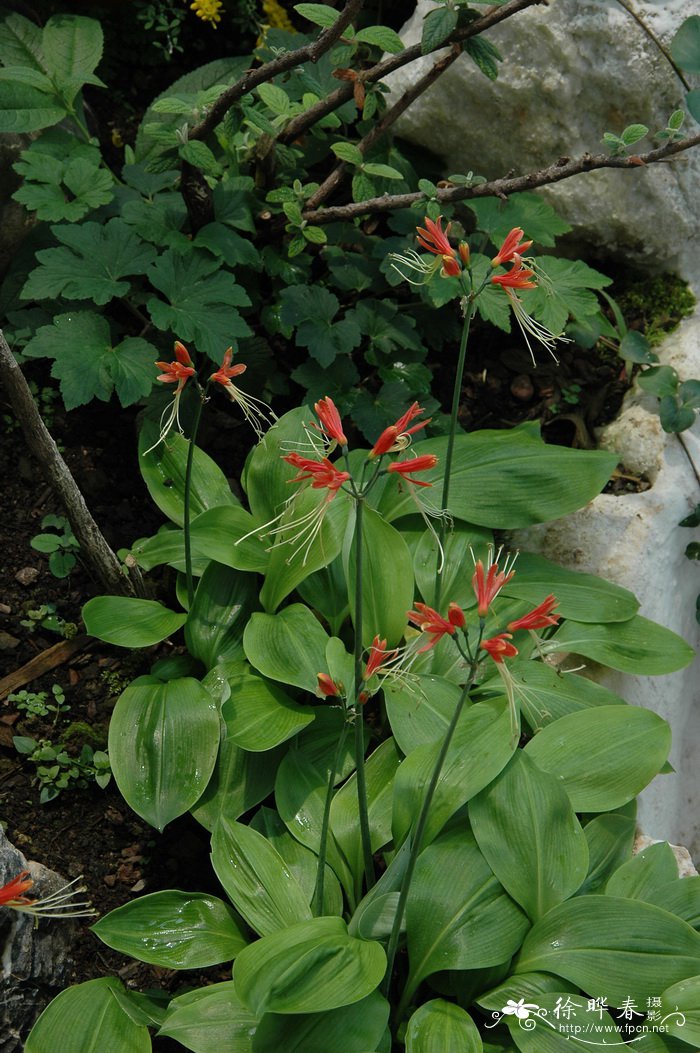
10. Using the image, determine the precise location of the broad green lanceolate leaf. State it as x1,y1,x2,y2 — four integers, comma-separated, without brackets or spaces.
242,406,319,523
413,525,493,608
393,697,516,847
0,81,66,132
330,739,401,899
92,891,247,968
41,14,103,91
645,877,700,929
190,739,285,832
406,827,529,998
279,286,362,367
109,677,219,831
157,983,256,1053
344,505,414,647
659,975,700,1045
223,667,313,751
516,896,700,1004
189,506,269,573
253,991,390,1053
470,751,588,922
671,15,700,73
261,490,351,612
605,842,680,901
139,423,238,526
503,992,622,1052
406,1000,482,1053
384,674,468,754
504,661,627,731
146,249,252,361
23,312,157,409
234,916,385,1016
211,817,312,936
185,563,259,669
379,424,617,528
501,552,639,623
83,596,186,647
22,219,156,304
25,978,151,1053
545,616,695,675
478,971,578,1013
243,604,329,693
296,555,349,636
130,524,211,574
525,706,671,811
577,813,636,896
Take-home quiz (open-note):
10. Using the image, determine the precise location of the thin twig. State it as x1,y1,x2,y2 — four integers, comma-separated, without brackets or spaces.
279,0,545,146
301,132,700,224
306,44,463,211
188,0,366,142
615,0,691,92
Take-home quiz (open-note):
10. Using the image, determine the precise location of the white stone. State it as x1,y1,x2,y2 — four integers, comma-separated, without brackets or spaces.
513,307,700,860
390,0,700,284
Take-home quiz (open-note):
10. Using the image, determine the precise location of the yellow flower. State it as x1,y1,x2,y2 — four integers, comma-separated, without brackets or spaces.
262,0,294,32
190,0,222,27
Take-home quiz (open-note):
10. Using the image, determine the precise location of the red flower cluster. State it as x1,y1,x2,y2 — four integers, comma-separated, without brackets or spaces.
416,216,461,278
283,452,350,493
408,601,465,652
155,340,195,387
370,402,430,458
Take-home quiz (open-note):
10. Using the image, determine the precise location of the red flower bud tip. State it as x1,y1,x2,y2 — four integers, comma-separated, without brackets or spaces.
370,402,430,458
508,595,560,632
387,454,438,488
416,215,458,261
458,242,470,266
314,396,347,447
317,673,340,698
491,227,533,267
0,870,33,906
472,557,516,618
407,602,458,652
481,633,518,663
448,602,466,628
441,254,461,278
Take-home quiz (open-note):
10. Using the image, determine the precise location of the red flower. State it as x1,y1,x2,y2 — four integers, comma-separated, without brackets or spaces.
155,340,195,385
370,402,431,458
416,215,461,278
364,636,399,680
0,870,33,906
481,633,518,663
472,558,516,617
283,452,350,493
491,227,533,267
491,254,536,289
317,673,340,698
408,601,462,651
314,397,347,447
387,453,438,487
210,347,247,386
508,595,560,632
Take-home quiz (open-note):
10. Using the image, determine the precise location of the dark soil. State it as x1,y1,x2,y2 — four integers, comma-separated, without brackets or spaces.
0,335,634,1045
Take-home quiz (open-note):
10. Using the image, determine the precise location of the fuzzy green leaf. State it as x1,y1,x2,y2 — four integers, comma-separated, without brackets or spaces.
294,3,341,28
421,6,458,53
356,25,404,52
331,141,363,165
465,35,502,80
0,81,66,131
0,13,47,71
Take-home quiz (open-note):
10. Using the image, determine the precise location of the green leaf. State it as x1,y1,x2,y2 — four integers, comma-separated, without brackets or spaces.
331,141,363,165
157,983,257,1053
109,677,220,831
620,330,655,364
521,257,612,334
233,916,386,1016
516,896,700,1004
193,222,260,269
680,379,700,408
22,219,156,305
380,424,617,528
470,751,588,921
392,697,517,847
92,891,247,967
658,975,700,1046
139,423,238,527
578,812,636,895
188,506,269,573
525,705,671,811
465,35,502,80
362,162,403,179
501,551,639,622
621,123,649,145
23,312,109,410
421,6,458,53
211,816,312,936
548,615,695,675
25,977,151,1053
294,3,341,28
406,826,529,995
343,505,414,647
146,249,252,361
222,667,314,751
13,136,113,221
184,562,258,669
672,16,700,72
243,604,330,693
351,169,376,204
242,406,310,522
659,396,696,433
179,139,220,173
605,841,680,900
41,14,103,87
279,286,361,367
48,551,76,578
406,1000,483,1053
468,193,571,248
504,661,627,730
0,81,66,132
356,25,404,52
83,596,186,647
0,13,47,72
637,364,680,397
687,89,700,123
190,738,285,832
252,992,390,1053
302,225,327,244
385,674,466,754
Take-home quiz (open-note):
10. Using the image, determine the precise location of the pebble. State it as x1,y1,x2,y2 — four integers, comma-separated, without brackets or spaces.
0,603,11,615
15,567,40,586
0,631,19,650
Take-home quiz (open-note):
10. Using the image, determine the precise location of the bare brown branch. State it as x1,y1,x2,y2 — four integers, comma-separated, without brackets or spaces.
279,0,545,146
189,0,366,142
301,133,700,225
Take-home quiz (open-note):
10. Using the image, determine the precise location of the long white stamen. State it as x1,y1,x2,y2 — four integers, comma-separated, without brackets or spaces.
225,384,277,441
142,391,184,455
506,289,570,365
388,250,440,286
9,875,97,920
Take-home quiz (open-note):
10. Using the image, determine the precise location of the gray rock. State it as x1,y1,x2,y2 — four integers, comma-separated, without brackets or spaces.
0,828,79,1050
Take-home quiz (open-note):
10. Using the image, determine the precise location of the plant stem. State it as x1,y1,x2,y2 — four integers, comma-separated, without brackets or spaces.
382,667,476,1007
312,721,349,915
353,497,375,890
434,299,474,609
183,390,206,608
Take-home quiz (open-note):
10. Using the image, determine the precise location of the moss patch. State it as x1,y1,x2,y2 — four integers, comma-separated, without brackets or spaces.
617,273,695,346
